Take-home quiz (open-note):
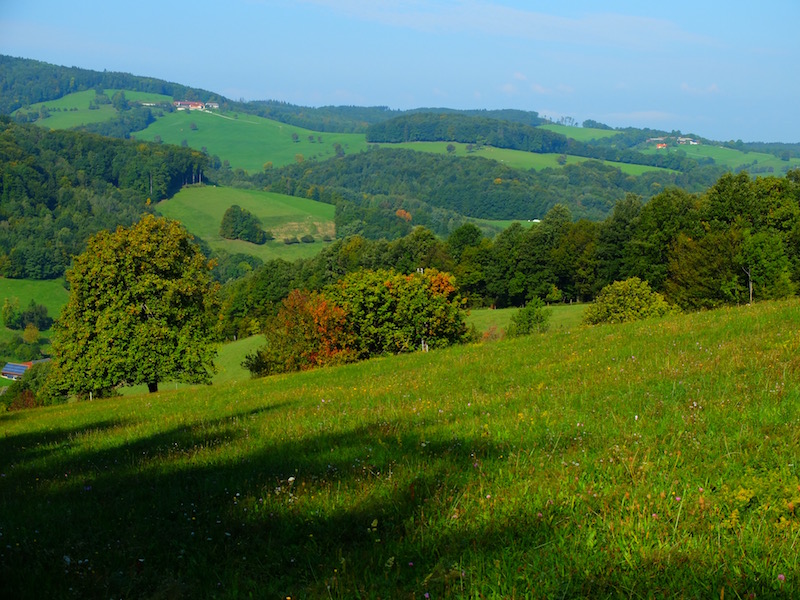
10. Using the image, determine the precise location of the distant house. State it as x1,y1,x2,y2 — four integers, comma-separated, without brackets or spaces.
173,101,218,111
1,359,50,381
656,143,668,149
173,101,206,111
1,362,32,381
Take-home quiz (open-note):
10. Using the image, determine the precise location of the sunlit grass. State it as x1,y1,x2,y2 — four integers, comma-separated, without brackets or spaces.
2,300,800,598
132,110,368,173
156,185,336,262
382,141,674,176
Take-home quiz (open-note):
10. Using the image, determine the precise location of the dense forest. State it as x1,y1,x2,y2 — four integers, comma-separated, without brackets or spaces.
0,118,206,278
219,169,800,338
246,147,725,224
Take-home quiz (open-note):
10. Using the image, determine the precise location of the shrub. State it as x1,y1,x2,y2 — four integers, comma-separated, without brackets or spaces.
506,298,552,336
1,362,63,411
583,277,674,325
325,268,472,358
243,290,355,377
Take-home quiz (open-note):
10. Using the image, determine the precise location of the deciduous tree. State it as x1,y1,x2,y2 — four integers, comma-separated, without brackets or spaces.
50,215,219,397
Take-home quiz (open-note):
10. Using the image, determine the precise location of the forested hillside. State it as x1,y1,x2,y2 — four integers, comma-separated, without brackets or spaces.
0,118,206,278
252,147,725,224
0,55,221,115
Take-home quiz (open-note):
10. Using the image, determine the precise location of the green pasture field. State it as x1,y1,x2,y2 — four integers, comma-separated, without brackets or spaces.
14,89,173,130
156,185,336,262
120,335,263,395
0,277,69,326
0,278,67,385
382,141,674,176
2,299,799,598
539,123,621,141
0,277,68,344
131,109,369,173
641,144,800,173
467,303,587,336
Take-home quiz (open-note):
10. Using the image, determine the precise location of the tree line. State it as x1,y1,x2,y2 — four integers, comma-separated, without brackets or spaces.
220,169,800,339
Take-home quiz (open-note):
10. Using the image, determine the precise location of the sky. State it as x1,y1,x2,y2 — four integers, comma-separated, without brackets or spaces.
1,0,799,143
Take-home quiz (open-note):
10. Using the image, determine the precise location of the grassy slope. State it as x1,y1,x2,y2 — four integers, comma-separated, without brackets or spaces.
0,278,68,325
381,141,674,176
17,89,173,129
467,303,586,336
156,185,336,261
539,123,621,141
642,143,800,173
0,277,68,342
132,110,368,172
3,299,799,598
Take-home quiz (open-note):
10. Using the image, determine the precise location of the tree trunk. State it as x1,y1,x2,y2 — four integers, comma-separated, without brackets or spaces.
147,381,159,393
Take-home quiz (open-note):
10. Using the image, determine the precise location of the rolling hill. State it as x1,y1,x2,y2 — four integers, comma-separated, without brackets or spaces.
131,109,369,172
2,299,799,597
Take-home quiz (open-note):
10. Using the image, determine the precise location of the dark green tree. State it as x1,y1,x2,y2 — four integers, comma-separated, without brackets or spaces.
219,205,269,244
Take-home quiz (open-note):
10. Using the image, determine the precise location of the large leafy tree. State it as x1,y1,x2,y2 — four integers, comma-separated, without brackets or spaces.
50,215,219,397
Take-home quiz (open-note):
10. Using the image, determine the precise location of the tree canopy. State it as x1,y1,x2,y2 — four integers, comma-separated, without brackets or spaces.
49,215,219,397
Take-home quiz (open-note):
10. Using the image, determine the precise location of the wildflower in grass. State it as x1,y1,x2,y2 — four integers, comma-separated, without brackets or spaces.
675,496,682,502
778,574,786,582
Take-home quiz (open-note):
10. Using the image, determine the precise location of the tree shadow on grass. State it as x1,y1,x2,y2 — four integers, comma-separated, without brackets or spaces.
0,418,135,472
0,402,781,600
0,400,538,599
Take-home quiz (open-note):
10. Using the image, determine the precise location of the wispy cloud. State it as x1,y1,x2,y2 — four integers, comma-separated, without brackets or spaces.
604,110,678,123
680,82,720,96
530,82,574,95
293,0,714,49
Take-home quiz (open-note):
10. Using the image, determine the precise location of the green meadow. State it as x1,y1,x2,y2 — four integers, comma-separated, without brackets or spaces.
467,303,586,337
0,278,68,327
0,277,68,345
132,110,369,172
642,144,800,173
3,299,799,598
156,185,336,262
16,89,173,130
539,123,621,142
382,141,674,176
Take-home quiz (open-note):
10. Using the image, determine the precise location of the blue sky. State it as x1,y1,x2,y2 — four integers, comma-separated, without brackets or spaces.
1,0,798,142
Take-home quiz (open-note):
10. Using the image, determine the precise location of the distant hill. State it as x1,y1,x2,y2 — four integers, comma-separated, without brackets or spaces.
4,53,800,247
